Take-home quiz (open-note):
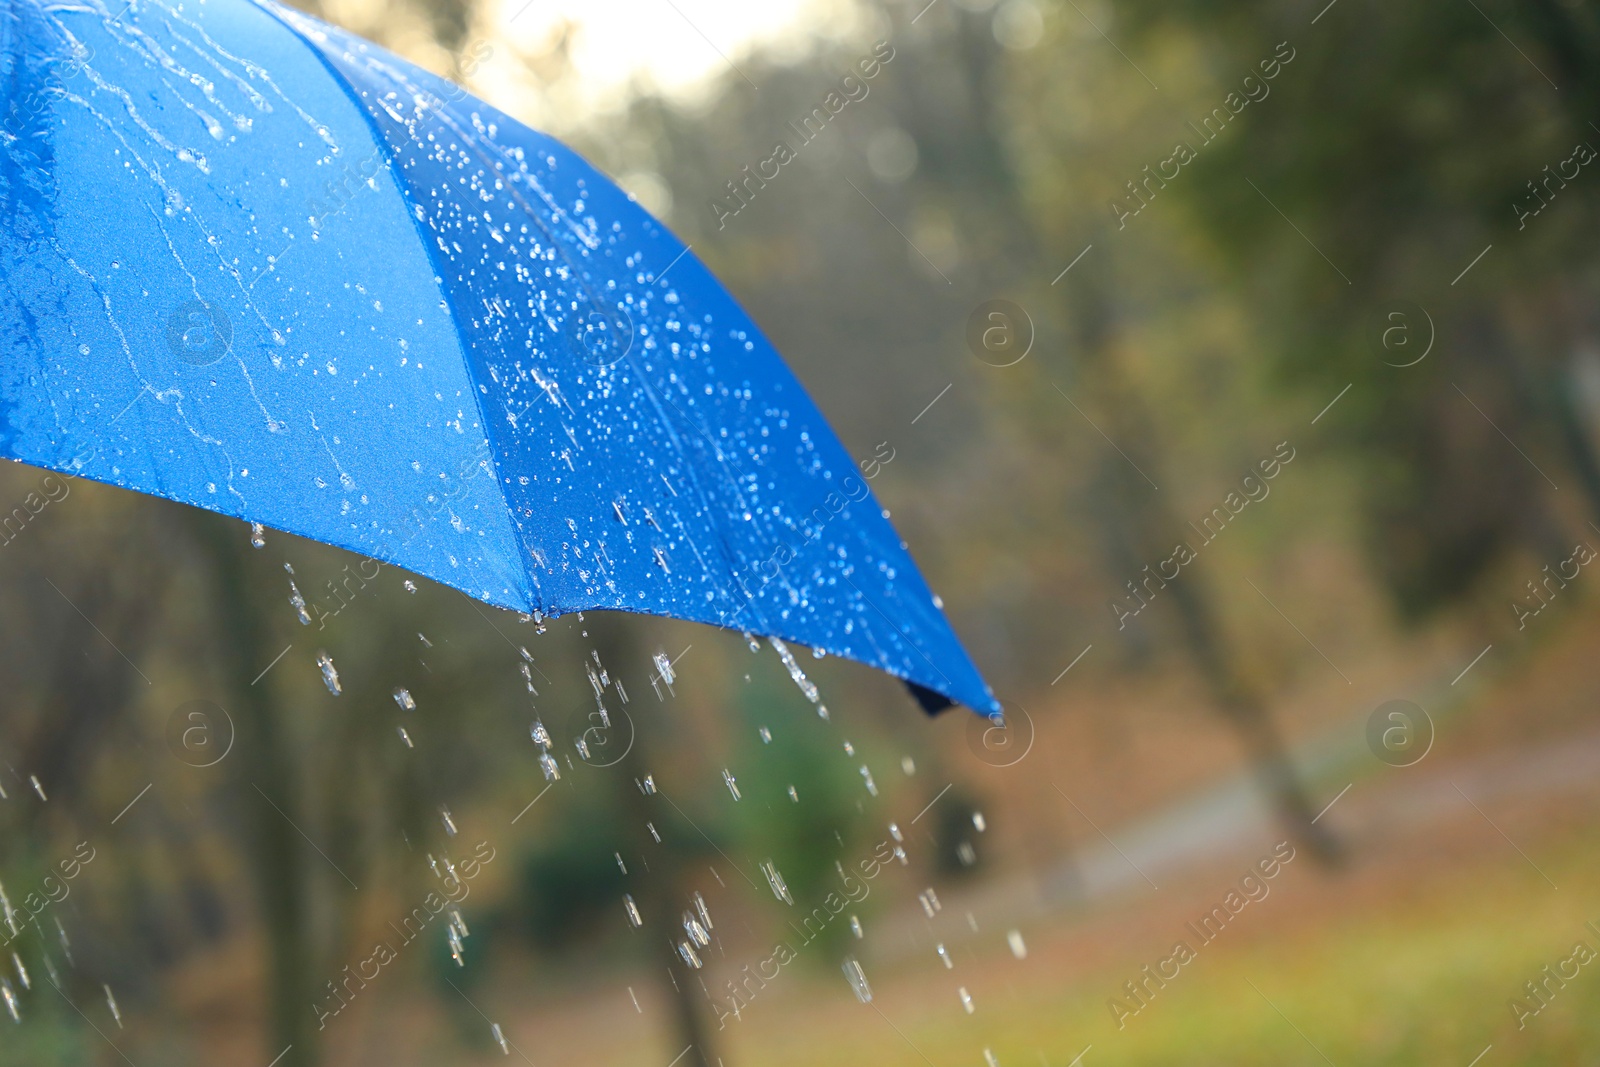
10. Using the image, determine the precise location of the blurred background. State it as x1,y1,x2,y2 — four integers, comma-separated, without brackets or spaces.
6,0,1600,1063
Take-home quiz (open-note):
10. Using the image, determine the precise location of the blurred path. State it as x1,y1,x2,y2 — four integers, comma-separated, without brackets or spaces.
873,722,1600,962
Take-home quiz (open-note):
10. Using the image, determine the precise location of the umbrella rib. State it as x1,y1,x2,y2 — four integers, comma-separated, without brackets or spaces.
843,574,952,687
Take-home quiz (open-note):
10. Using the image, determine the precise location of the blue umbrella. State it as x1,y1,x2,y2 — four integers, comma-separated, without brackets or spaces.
0,0,998,715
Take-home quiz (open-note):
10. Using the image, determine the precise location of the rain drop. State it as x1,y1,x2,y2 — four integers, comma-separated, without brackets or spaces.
937,943,953,968
842,957,872,1003
722,769,741,800
653,650,675,686
742,631,761,652
249,522,266,548
761,860,793,905
677,941,703,969
288,580,312,625
530,720,551,749
1,978,17,1022
768,637,819,703
849,915,863,938
491,1022,509,1054
9,954,26,990
104,984,122,1027
758,726,771,744
1007,930,1027,959
787,785,798,803
316,651,341,695
29,776,45,802
958,987,974,1013
403,579,418,593
647,822,661,843
440,807,458,836
396,726,414,748
972,811,987,833
538,752,560,781
860,766,877,796
623,895,642,928
901,756,916,775
393,687,416,711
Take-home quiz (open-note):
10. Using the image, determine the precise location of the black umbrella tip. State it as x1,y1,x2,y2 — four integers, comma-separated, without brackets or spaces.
904,680,956,716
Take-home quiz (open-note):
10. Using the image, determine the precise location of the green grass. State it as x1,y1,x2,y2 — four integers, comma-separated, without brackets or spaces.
729,830,1600,1067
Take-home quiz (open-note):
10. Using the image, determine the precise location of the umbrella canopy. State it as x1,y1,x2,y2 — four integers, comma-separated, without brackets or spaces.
0,0,998,715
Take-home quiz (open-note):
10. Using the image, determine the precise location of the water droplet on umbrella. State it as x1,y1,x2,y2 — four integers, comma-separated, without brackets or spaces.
677,941,703,968
491,1022,509,1054
439,807,458,836
918,888,941,917
889,822,902,843
289,580,312,625
623,895,642,928
683,912,710,947
249,522,266,548
418,632,432,647
575,736,591,760
403,579,417,593
652,650,675,686
693,892,713,932
397,726,414,748
9,953,27,990
1,978,18,1021
936,943,953,969
29,776,45,802
761,860,792,905
615,852,627,875
1007,930,1027,959
768,637,819,702
316,651,341,695
742,631,761,652
530,720,551,749
758,726,771,743
639,775,657,795
538,752,560,781
722,769,740,800
647,822,661,843
842,957,872,1003
972,811,986,832
787,785,798,802
393,687,416,711
849,915,863,938
983,1048,999,1066
104,984,122,1027
861,766,878,794
958,986,974,1013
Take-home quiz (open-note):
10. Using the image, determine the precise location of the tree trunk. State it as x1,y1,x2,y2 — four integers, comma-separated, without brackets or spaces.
189,512,319,1067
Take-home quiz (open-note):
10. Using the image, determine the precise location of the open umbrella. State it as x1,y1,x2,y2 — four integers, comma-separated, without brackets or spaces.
0,0,998,714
